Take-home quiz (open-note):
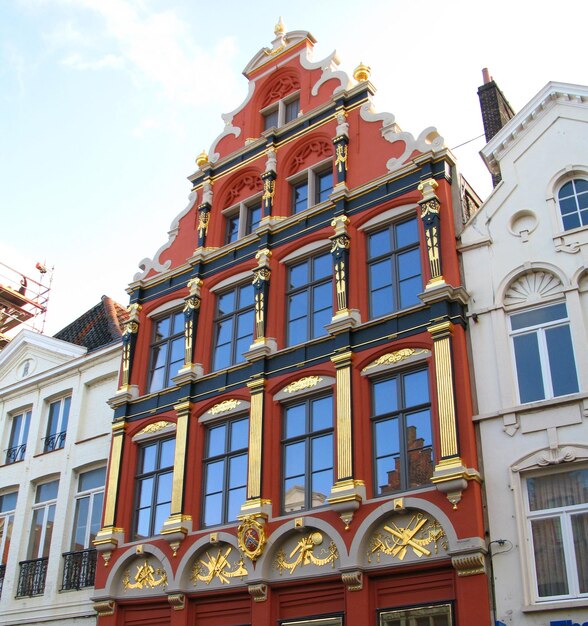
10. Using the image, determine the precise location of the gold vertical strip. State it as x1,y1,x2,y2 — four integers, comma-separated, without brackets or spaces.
331,351,353,481
429,322,459,458
171,401,190,514
247,379,265,500
103,422,125,527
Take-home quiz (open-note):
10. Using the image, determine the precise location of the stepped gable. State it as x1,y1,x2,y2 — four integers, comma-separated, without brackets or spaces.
54,295,128,351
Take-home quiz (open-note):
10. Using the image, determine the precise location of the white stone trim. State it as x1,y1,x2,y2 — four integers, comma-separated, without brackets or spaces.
358,204,419,232
147,298,185,318
209,270,252,293
280,240,331,265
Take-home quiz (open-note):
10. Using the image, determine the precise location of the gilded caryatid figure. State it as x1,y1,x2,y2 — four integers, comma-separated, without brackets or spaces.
330,216,351,313
417,178,445,287
120,303,141,389
197,178,213,248
183,278,203,367
252,249,272,343
333,111,349,186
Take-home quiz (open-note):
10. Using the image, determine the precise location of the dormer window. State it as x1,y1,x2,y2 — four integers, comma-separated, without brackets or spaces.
262,94,300,131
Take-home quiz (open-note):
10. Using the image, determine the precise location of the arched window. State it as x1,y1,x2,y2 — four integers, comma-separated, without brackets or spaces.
558,178,588,231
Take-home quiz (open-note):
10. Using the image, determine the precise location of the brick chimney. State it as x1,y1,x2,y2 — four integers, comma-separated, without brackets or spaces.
477,69,516,186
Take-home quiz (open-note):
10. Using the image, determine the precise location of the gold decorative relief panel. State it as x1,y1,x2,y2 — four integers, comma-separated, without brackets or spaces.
272,530,339,578
190,543,249,588
121,557,168,595
366,510,448,566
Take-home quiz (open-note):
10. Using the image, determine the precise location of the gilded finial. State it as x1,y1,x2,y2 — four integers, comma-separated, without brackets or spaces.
353,62,371,83
196,150,209,168
274,16,285,36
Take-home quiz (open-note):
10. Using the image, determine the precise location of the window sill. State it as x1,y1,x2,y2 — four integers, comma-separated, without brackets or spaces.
522,597,588,612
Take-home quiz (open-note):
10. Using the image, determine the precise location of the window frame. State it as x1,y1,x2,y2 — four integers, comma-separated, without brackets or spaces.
286,251,333,347
261,92,300,131
378,602,453,625
132,437,175,540
147,309,185,393
366,215,423,319
6,408,31,463
44,396,71,453
509,302,579,404
223,194,263,244
523,466,588,602
70,467,106,551
281,393,334,514
370,367,434,496
0,491,17,565
28,479,59,560
288,159,334,215
211,281,255,371
557,177,588,232
201,414,249,527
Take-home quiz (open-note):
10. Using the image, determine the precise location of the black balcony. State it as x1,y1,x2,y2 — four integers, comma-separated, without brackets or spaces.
16,557,48,597
0,563,5,597
4,443,26,464
42,431,66,453
61,549,97,591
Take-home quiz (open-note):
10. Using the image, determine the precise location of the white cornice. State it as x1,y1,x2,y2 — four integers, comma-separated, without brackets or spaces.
481,81,588,174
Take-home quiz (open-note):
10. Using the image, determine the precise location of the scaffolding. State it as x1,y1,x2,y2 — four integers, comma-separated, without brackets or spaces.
0,261,52,348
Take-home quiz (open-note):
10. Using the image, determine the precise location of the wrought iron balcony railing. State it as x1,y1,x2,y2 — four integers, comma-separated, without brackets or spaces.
4,443,26,464
0,563,5,597
16,557,48,597
61,548,97,591
42,431,66,453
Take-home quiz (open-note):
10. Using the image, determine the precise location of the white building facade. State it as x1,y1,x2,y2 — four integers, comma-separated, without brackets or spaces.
0,298,124,626
461,82,588,626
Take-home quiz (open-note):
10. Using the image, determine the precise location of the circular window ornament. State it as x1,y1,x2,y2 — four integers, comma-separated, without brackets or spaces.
508,209,538,239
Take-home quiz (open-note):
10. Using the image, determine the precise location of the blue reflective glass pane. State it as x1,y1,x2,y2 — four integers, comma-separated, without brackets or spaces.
137,478,153,508
376,456,400,494
237,310,254,338
288,292,308,323
285,98,299,122
205,460,224,494
368,230,391,258
160,439,175,468
511,304,567,330
207,425,226,457
374,418,399,457
285,404,306,438
311,468,332,504
235,336,252,362
574,179,588,193
312,282,332,312
247,204,262,232
370,259,393,290
407,409,432,447
546,325,579,397
513,333,545,402
215,317,233,346
311,396,333,431
230,418,249,451
141,444,157,473
289,261,308,288
563,213,581,230
293,182,308,213
399,276,422,308
228,486,246,521
581,209,588,226
396,218,419,247
135,509,151,539
311,434,333,471
559,181,574,198
79,467,106,491
229,454,248,488
47,401,60,436
284,476,306,512
578,192,588,210
226,215,240,242
284,441,305,478
371,286,394,318
217,291,236,316
404,370,429,407
151,344,168,370
62,397,71,426
316,171,333,203
90,492,104,542
0,492,17,512
203,493,222,526
156,472,172,505
313,254,332,280
170,337,184,362
288,317,307,346
559,196,577,216
172,313,184,335
153,502,170,534
149,367,164,392
154,317,170,340
213,344,231,370
398,249,421,281
373,378,398,416
72,497,89,550
239,283,255,307
312,307,331,338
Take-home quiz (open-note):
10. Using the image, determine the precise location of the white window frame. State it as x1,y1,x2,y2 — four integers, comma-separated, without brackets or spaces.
261,91,300,130
288,158,334,215
6,408,31,463
223,193,263,243
0,491,17,564
44,396,71,451
71,467,106,551
29,480,59,559
509,302,578,403
523,466,588,602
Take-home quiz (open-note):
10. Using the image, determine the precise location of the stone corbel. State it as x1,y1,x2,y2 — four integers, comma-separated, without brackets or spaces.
93,527,125,566
248,583,268,602
167,593,186,610
341,570,363,591
430,457,481,509
328,479,365,530
93,600,116,617
160,514,192,556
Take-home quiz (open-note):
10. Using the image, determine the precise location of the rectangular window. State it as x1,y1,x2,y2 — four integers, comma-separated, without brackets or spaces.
287,253,332,346
262,95,300,130
133,438,175,540
6,409,31,463
526,468,588,600
212,283,255,370
282,395,333,513
225,200,263,243
510,303,579,403
44,397,70,453
379,603,452,625
17,480,58,597
148,310,185,393
291,166,333,214
281,618,342,626
263,107,280,130
368,217,422,318
372,369,433,495
202,416,249,527
0,492,17,565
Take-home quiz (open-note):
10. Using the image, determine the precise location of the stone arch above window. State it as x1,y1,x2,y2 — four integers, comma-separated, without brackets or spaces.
261,70,300,108
220,170,263,209
287,137,333,177
503,270,563,308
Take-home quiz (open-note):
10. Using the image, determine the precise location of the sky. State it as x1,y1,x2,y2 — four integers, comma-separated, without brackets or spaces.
1,0,586,336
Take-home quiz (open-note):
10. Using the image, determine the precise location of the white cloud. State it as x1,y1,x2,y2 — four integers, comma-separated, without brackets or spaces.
61,52,124,70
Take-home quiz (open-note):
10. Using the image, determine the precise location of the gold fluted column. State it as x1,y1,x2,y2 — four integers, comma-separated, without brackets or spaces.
161,401,193,554
428,321,480,508
240,378,271,519
93,420,126,565
328,351,364,529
